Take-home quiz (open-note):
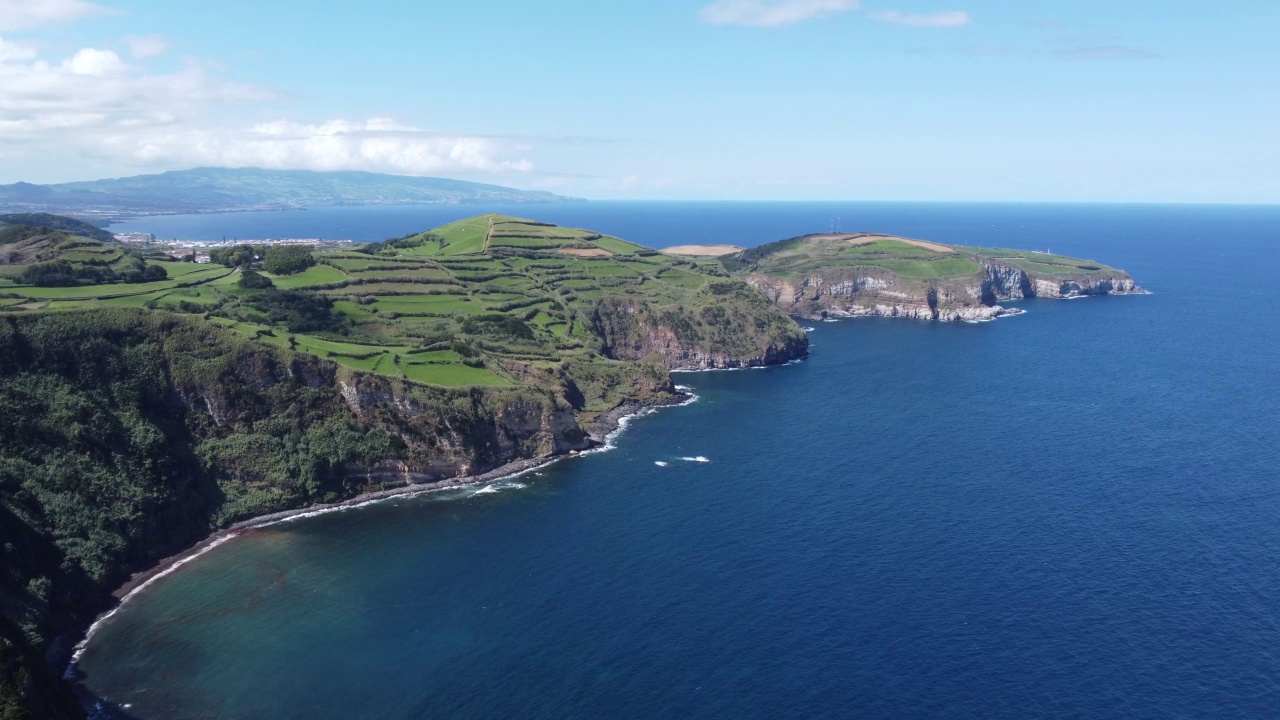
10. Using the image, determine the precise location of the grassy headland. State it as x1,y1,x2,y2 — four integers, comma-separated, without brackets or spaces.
724,232,1140,321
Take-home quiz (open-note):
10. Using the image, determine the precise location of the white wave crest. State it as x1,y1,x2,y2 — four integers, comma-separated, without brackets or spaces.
473,480,529,496
581,392,701,457
680,456,711,463
579,407,655,456
654,461,669,467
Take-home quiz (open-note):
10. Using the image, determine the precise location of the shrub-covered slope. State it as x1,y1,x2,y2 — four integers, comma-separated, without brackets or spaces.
0,309,611,717
0,214,115,245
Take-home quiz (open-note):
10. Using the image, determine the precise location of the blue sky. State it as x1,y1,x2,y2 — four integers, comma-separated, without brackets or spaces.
0,0,1276,201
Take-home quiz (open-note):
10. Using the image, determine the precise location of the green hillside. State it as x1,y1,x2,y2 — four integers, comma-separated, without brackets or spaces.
959,246,1122,277
725,232,1119,281
0,225,170,288
0,214,798,406
0,214,115,244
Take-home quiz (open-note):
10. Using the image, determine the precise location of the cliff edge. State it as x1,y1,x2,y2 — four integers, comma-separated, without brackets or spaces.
725,233,1141,322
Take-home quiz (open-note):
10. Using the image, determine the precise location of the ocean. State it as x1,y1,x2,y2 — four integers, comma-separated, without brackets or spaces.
81,203,1280,718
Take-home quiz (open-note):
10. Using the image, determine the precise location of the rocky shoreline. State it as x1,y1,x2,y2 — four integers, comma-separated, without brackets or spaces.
747,258,1144,323
66,391,694,682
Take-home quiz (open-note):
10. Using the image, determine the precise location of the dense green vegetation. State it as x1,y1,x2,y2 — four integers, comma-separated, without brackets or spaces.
20,257,167,287
0,225,50,246
0,214,115,244
0,311,391,718
238,269,274,289
0,309,600,718
209,244,258,268
262,245,316,275
0,226,170,289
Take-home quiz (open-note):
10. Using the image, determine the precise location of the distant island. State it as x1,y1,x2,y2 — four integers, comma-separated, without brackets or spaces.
0,167,583,221
0,212,1140,719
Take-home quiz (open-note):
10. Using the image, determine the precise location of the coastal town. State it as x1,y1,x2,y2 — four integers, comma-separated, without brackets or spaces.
112,231,355,263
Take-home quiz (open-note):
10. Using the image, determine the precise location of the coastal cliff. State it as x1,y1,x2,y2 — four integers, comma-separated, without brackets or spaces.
589,281,809,369
0,310,682,719
729,234,1142,322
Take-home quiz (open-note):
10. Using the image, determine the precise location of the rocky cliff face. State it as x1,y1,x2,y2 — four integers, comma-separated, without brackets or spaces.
589,283,810,370
336,371,591,480
747,259,1141,322
596,318,808,369
164,334,591,486
980,261,1141,302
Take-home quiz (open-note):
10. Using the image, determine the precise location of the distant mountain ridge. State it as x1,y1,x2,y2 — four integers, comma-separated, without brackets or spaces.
0,168,582,219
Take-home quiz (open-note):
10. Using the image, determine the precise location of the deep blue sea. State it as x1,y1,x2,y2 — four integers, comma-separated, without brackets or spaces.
82,203,1280,719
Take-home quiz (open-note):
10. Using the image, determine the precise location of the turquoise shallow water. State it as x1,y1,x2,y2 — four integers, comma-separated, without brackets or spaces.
82,204,1280,718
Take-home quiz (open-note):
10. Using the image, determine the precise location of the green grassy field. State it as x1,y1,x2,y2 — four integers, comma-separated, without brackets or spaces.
265,264,348,289
869,257,983,278
431,215,491,255
593,236,647,255
155,260,217,276
731,234,1121,280
401,363,510,387
960,247,1116,276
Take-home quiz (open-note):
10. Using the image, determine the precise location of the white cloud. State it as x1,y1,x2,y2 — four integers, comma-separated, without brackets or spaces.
115,119,536,175
0,0,112,31
868,10,971,28
0,34,37,61
699,0,858,27
0,41,534,178
62,47,125,75
0,45,268,133
126,34,168,59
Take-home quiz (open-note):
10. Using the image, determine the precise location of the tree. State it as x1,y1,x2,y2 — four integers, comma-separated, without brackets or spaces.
21,260,77,286
238,270,274,289
262,245,315,276
210,245,258,268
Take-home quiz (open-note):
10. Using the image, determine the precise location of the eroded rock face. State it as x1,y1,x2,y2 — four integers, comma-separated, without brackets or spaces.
167,339,590,484
334,372,591,481
982,262,1141,301
746,259,1141,322
589,293,810,371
